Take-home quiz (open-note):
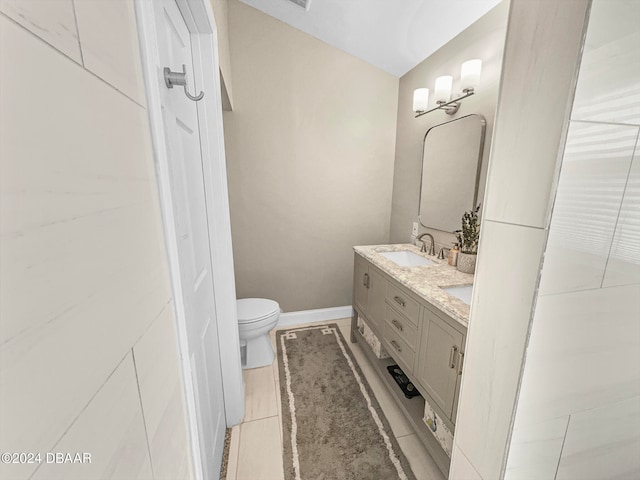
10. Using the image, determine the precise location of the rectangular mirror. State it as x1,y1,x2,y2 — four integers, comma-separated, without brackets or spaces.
419,114,486,232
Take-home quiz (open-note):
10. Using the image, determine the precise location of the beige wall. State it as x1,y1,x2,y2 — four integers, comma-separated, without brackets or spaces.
210,0,234,109
389,1,508,250
0,2,193,479
224,0,399,312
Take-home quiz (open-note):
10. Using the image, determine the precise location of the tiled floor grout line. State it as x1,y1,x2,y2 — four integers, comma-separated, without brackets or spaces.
230,425,240,480
241,414,280,425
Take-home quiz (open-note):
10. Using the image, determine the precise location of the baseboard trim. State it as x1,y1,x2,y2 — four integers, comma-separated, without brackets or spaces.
277,305,353,328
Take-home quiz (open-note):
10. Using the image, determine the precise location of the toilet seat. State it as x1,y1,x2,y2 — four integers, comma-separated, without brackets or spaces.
237,298,280,324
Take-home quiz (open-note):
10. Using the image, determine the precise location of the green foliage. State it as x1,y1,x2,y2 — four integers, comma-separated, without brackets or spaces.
454,204,481,254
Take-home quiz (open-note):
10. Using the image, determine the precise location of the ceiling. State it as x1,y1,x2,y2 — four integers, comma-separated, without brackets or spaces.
238,0,502,77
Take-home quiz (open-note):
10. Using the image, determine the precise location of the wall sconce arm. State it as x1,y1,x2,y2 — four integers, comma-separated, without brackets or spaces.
414,90,475,118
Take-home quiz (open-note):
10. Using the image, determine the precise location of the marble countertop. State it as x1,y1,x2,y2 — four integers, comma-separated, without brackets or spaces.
353,243,474,327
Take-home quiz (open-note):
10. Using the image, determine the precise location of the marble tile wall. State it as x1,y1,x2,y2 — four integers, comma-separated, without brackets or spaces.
133,306,194,480
538,122,638,295
505,416,569,480
555,396,640,480
0,3,193,479
449,445,483,480
480,1,591,230
449,1,591,479
30,355,154,480
505,0,640,478
73,0,147,105
0,0,82,62
452,220,548,478
603,148,640,288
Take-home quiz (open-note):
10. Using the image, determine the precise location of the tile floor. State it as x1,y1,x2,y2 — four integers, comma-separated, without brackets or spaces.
225,318,446,480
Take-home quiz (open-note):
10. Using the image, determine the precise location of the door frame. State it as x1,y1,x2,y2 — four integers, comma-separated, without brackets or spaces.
134,0,244,476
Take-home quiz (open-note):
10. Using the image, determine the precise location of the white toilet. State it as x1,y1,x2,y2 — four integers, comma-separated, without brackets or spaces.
237,298,280,369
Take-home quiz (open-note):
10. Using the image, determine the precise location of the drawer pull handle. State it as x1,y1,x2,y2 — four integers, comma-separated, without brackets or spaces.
393,296,406,307
390,340,402,352
391,319,404,332
449,345,459,369
457,351,464,375
363,273,370,288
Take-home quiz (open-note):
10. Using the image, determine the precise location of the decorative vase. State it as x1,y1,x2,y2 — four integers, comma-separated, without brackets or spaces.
457,252,477,274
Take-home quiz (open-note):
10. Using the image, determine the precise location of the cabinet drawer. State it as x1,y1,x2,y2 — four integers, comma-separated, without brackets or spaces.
386,283,420,326
384,323,415,372
384,305,418,350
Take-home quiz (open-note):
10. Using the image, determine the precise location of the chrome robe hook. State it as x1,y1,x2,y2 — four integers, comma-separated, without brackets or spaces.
163,64,204,101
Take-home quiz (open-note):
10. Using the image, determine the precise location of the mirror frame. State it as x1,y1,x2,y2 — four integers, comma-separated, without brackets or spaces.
418,113,486,231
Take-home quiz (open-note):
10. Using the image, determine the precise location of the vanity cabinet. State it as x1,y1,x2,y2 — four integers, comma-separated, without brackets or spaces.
367,270,387,332
351,251,468,476
384,305,418,350
381,284,420,375
353,254,369,313
383,314,415,374
415,305,464,421
353,255,387,334
386,283,420,326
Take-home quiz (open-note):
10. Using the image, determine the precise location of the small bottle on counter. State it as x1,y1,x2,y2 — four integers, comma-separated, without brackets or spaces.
448,244,459,266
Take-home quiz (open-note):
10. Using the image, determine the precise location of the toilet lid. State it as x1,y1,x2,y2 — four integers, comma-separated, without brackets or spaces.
237,298,280,324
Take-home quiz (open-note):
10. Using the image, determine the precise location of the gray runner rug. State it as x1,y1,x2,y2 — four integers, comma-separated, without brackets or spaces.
276,324,417,480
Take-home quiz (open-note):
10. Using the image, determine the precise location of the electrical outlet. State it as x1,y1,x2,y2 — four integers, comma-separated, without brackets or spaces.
412,222,419,236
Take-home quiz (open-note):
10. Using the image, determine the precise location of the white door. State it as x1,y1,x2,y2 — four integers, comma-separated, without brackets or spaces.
152,1,226,477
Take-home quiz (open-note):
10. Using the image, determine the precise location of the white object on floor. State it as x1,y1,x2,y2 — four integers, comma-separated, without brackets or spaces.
356,314,390,359
237,298,280,369
423,398,454,457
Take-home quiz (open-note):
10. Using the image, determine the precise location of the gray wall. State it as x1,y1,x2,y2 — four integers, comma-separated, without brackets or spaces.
224,0,399,312
389,2,508,250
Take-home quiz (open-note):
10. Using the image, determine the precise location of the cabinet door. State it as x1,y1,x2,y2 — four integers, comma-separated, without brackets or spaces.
416,311,464,419
353,255,369,314
366,269,386,333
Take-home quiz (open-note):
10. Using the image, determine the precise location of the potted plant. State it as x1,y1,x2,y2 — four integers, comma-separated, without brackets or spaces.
454,205,481,274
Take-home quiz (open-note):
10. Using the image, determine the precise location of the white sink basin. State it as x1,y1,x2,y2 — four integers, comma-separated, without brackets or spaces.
379,251,435,267
441,285,473,305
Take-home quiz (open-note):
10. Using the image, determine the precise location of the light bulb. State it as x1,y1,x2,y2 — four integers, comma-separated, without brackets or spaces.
413,88,429,112
434,76,453,103
461,59,482,92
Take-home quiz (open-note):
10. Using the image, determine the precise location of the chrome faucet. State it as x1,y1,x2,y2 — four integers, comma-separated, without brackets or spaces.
417,233,436,256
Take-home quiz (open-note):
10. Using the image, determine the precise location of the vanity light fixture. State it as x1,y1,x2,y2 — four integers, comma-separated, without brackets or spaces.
413,59,482,118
